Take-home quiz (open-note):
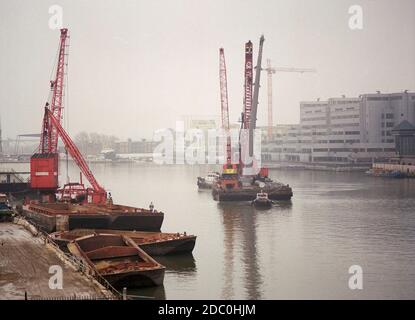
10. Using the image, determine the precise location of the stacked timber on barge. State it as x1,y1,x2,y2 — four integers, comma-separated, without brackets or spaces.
22,202,164,233
51,229,197,256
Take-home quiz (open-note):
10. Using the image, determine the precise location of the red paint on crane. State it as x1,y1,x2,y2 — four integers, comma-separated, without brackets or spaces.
219,48,232,167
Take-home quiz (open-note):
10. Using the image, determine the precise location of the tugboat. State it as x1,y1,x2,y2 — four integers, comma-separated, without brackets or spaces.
197,172,220,189
251,192,273,209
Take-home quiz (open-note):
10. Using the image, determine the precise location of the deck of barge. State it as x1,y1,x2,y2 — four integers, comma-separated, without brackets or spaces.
0,223,105,299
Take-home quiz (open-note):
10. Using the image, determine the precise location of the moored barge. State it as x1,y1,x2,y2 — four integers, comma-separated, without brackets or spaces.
67,233,165,288
212,181,293,201
51,229,197,256
22,202,164,233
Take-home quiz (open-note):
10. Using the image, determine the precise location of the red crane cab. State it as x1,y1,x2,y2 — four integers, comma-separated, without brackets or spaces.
30,153,59,190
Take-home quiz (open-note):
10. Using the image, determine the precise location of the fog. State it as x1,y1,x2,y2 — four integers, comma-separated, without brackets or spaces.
0,0,414,140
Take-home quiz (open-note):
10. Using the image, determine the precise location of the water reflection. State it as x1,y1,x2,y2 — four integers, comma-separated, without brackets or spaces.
128,285,166,300
128,254,196,300
156,254,196,273
218,203,263,300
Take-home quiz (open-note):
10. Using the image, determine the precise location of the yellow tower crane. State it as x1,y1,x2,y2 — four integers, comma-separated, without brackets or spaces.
263,59,316,138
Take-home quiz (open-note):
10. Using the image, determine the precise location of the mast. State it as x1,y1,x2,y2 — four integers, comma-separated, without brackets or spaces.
243,41,253,129
248,35,265,157
219,48,232,165
40,28,69,153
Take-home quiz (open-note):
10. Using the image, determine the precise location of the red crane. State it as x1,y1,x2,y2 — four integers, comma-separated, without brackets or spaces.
219,48,232,166
43,107,107,204
40,28,69,153
31,28,69,191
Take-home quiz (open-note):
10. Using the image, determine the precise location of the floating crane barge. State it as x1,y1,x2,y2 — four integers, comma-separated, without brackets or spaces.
212,180,293,202
212,36,293,202
23,28,167,233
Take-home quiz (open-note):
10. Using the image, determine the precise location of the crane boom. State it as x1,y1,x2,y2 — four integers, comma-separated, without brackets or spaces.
32,29,69,192
266,59,274,138
273,67,316,73
264,60,316,137
40,28,69,153
248,35,265,157
243,41,253,129
219,48,232,165
44,108,106,199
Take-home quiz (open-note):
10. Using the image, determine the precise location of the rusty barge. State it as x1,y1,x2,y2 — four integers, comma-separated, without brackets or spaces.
51,229,197,256
22,202,164,233
67,233,165,288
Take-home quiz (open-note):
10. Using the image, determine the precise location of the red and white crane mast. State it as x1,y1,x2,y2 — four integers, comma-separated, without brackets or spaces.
219,48,232,166
40,28,69,153
243,41,253,129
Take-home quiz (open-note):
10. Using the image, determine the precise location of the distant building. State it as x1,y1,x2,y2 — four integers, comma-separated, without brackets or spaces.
263,91,415,165
114,139,157,154
181,115,219,132
392,120,415,160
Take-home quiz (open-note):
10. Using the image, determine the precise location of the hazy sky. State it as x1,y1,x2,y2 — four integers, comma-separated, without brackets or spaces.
0,0,414,140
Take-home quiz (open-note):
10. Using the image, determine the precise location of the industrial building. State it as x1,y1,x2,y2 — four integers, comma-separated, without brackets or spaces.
262,91,415,166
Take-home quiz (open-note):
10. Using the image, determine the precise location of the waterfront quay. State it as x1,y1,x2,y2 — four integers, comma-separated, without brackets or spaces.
0,222,105,300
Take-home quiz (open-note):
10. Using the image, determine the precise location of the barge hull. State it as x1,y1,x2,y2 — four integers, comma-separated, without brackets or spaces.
213,189,293,201
68,214,164,232
51,229,196,256
140,237,196,256
22,202,164,233
104,268,165,288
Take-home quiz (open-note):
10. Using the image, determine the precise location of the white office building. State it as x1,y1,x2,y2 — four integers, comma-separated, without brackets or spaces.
263,91,415,165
